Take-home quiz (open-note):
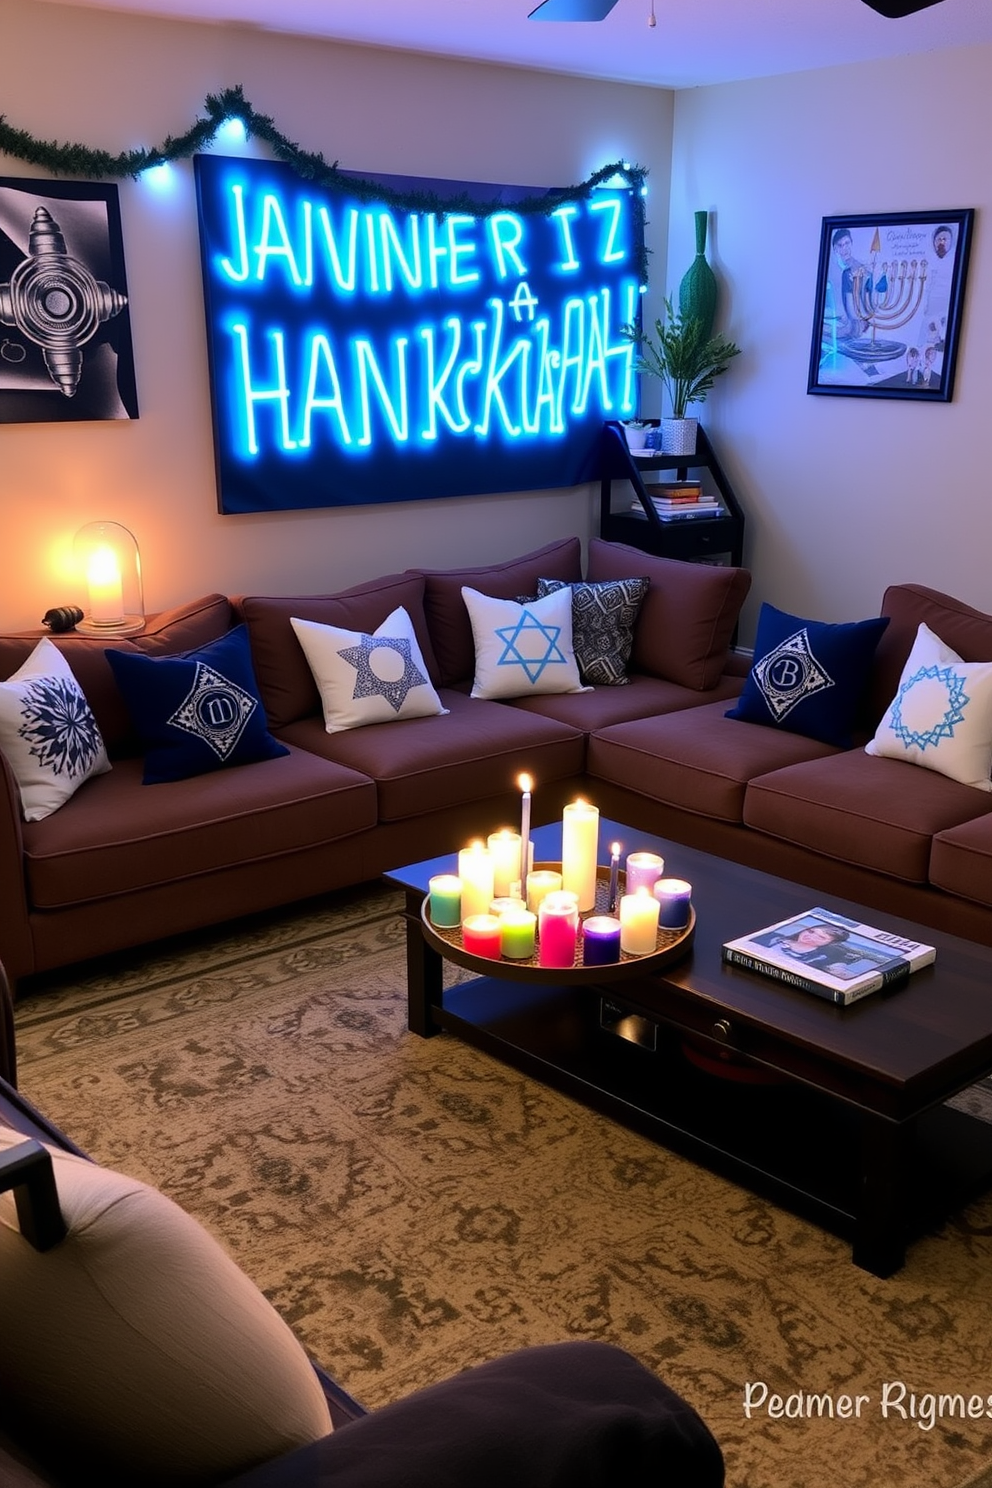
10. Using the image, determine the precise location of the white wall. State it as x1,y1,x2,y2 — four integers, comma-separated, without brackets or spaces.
670,47,992,647
0,0,672,628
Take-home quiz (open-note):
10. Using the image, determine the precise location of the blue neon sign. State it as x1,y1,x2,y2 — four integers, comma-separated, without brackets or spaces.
194,155,642,514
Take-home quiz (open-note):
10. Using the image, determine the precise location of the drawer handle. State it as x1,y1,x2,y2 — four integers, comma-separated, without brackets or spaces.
712,1018,733,1043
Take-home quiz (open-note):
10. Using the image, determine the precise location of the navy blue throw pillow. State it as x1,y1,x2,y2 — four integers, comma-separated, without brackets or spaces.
725,603,889,747
106,626,289,784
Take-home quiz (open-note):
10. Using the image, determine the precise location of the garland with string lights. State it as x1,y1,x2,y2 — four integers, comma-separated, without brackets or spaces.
0,85,651,282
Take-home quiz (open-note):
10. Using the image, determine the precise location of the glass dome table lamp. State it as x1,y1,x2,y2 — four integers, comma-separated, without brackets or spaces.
73,522,145,637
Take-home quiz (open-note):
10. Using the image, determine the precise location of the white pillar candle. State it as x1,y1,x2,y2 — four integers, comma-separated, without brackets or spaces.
561,799,600,912
620,887,660,956
525,869,562,916
458,842,495,923
487,829,522,898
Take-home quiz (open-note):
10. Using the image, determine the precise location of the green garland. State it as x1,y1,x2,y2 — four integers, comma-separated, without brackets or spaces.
0,85,651,281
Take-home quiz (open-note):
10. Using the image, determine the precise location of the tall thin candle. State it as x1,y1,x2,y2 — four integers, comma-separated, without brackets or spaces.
518,772,533,896
608,841,622,913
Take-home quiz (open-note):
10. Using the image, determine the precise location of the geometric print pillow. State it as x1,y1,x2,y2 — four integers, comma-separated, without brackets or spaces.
725,602,889,748
0,638,111,820
866,621,992,791
461,585,587,701
290,606,448,734
105,626,289,784
536,577,649,686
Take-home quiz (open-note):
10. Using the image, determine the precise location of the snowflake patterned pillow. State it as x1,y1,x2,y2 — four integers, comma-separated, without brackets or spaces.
866,622,992,791
290,606,448,734
461,585,588,700
0,638,110,821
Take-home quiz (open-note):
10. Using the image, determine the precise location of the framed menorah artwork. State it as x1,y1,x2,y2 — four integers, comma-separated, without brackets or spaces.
807,208,974,402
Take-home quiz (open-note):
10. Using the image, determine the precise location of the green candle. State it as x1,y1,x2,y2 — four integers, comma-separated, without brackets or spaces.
500,909,536,960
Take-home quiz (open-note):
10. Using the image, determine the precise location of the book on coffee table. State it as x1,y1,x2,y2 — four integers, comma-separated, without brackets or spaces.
722,907,936,1005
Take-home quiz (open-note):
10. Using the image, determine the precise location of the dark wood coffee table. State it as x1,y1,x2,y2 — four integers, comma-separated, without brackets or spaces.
385,818,992,1277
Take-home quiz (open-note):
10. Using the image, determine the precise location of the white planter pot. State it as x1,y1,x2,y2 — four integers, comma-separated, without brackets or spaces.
661,417,698,456
622,423,650,451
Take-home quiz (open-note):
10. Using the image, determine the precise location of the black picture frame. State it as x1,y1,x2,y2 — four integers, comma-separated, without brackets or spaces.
807,208,973,402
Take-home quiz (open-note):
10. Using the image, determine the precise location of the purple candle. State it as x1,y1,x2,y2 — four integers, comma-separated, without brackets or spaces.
654,877,692,929
582,915,622,966
625,851,665,896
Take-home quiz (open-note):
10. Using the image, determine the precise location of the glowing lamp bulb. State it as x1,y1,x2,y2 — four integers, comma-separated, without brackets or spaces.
86,545,124,624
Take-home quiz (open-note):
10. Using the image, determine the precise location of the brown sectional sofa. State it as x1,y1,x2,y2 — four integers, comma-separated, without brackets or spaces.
2,535,992,999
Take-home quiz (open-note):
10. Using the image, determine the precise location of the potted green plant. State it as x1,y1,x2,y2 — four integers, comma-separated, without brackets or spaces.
622,297,741,455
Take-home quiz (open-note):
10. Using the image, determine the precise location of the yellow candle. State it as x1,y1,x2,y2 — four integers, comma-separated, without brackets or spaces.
458,842,495,922
487,829,522,898
619,887,660,956
561,799,600,912
525,869,562,916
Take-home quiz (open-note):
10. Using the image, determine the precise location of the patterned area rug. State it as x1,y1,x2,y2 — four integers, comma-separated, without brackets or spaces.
12,884,992,1488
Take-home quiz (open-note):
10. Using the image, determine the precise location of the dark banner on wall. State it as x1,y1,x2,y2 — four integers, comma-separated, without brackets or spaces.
193,154,642,514
0,177,138,423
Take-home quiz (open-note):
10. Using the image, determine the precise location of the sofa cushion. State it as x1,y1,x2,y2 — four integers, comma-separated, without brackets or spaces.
291,607,448,733
0,594,234,756
587,700,838,823
507,670,745,732
416,538,582,686
743,749,992,884
585,538,750,691
238,575,441,732
277,691,584,823
0,1126,332,1487
0,639,110,821
22,747,376,910
106,626,289,784
535,576,649,686
930,815,992,909
870,584,992,728
726,603,889,747
462,586,586,700
866,622,992,790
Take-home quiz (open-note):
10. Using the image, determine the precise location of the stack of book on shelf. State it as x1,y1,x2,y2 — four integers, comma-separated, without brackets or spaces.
632,480,725,522
721,907,937,1005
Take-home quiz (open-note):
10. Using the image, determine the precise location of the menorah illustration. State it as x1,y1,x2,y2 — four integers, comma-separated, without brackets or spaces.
843,226,928,362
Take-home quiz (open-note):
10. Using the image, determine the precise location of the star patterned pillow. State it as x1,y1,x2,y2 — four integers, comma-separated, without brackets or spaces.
535,576,649,686
725,602,889,747
866,622,992,790
461,585,587,701
290,606,448,734
105,626,289,784
0,638,110,820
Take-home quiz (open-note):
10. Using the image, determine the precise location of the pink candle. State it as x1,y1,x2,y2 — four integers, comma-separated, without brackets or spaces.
538,891,579,969
462,914,503,960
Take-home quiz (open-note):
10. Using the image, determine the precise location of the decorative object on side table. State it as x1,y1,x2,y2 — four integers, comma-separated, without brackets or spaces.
621,297,741,456
678,210,718,341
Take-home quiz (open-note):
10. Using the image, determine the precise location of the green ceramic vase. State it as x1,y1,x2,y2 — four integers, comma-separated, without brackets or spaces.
678,210,718,343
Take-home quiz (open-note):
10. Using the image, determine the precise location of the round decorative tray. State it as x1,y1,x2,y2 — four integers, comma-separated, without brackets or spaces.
421,862,694,985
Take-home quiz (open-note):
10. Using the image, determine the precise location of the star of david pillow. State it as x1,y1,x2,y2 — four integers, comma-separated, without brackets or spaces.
290,606,448,734
461,585,588,700
105,626,289,784
725,603,889,747
535,576,649,686
0,638,110,821
865,622,992,790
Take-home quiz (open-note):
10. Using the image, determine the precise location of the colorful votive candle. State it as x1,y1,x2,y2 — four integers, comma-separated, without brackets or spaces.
625,851,665,896
620,887,660,955
487,829,523,898
654,877,693,929
561,799,600,912
538,890,579,968
490,896,526,917
462,913,503,959
582,915,622,966
526,868,563,916
428,874,462,928
458,842,495,922
500,909,537,960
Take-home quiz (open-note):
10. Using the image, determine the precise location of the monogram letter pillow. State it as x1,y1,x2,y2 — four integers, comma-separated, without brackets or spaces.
106,626,289,783
726,603,889,747
866,622,992,790
461,586,587,700
0,638,110,820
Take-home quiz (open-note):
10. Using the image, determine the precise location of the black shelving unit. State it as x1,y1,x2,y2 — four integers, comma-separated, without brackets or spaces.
599,420,745,568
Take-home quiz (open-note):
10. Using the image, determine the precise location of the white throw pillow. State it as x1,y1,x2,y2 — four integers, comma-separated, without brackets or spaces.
462,585,588,700
291,606,448,733
0,638,110,820
0,1126,332,1484
865,621,992,790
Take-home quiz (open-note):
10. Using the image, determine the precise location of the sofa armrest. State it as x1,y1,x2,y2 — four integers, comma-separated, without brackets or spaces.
0,751,32,994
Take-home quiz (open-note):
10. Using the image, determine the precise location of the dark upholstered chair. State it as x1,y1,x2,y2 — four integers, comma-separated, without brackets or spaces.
0,1075,724,1488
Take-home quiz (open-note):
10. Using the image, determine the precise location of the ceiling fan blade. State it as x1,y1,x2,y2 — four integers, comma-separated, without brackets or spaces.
861,0,944,15
529,0,621,19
